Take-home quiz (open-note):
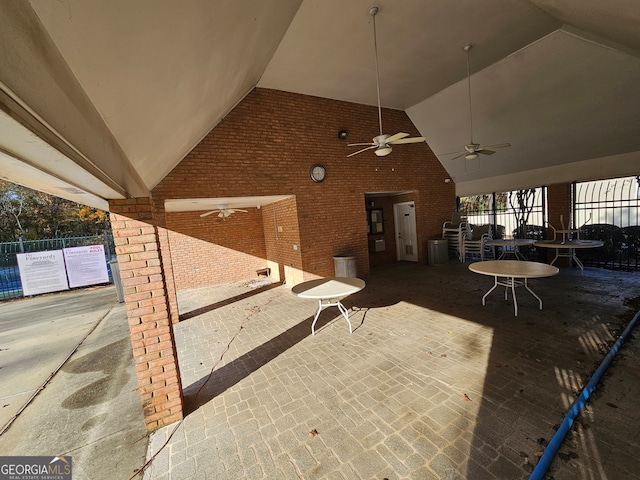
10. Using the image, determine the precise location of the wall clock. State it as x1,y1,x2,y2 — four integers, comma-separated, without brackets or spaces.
310,164,326,183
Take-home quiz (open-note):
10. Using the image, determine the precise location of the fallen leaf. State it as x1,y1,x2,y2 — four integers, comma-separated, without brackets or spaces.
309,429,319,437
462,393,472,402
440,354,447,358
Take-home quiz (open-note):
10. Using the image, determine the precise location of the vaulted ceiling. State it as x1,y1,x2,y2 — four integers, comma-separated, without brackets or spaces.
1,0,639,210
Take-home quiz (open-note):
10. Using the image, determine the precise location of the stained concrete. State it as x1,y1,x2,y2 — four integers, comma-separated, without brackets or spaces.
144,262,640,479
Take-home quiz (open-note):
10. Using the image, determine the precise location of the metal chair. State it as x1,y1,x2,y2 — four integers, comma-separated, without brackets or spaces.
461,225,493,262
443,212,470,262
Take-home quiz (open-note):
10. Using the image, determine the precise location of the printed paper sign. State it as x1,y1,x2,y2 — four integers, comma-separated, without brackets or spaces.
16,250,69,296
63,245,109,288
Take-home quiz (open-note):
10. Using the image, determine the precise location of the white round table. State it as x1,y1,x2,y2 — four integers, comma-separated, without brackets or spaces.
291,277,365,335
485,238,536,260
534,239,604,275
469,260,559,316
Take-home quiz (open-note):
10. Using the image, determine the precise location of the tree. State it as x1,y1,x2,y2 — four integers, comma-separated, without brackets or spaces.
509,189,537,238
0,182,30,240
0,180,111,242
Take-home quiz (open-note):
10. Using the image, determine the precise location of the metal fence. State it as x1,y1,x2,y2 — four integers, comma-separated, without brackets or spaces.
0,233,116,300
574,176,640,271
459,187,547,261
458,177,640,271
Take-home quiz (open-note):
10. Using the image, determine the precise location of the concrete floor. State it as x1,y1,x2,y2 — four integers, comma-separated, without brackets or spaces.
0,286,148,480
141,262,640,479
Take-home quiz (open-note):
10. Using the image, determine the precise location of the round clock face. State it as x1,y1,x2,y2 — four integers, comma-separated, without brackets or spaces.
310,164,326,183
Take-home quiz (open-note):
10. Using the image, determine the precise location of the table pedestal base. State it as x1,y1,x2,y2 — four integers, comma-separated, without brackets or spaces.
311,298,352,335
481,276,543,316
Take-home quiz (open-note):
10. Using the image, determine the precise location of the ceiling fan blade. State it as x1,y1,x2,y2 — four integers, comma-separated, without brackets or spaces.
200,210,218,217
477,149,496,155
482,143,511,150
348,142,375,147
229,209,248,213
450,152,467,161
389,136,426,145
385,132,409,143
347,145,377,157
438,149,465,156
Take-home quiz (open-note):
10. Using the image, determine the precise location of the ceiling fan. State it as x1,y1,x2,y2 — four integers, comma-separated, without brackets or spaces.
199,204,248,219
347,6,425,158
445,44,511,164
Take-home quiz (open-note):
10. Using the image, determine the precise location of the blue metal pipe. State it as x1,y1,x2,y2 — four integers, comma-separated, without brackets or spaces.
529,309,640,480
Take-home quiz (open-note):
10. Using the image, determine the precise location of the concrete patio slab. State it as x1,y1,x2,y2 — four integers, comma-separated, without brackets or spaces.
141,263,640,479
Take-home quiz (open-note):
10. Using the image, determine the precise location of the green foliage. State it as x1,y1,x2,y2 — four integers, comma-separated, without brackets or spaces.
0,180,110,242
459,192,509,214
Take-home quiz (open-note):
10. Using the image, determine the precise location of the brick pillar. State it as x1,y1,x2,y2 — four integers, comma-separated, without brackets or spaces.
109,198,183,431
149,199,179,324
547,183,572,238
546,183,572,265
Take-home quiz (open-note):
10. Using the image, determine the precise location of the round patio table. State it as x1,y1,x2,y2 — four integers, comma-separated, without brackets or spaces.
534,239,604,275
485,238,536,260
469,260,559,316
291,277,365,335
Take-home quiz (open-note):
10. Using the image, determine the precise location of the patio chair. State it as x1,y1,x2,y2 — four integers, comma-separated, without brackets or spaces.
443,212,470,262
461,224,493,262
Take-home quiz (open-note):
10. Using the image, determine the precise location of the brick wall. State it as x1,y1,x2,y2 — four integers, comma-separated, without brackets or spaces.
109,198,183,431
166,209,268,289
546,182,572,264
153,88,456,286
547,183,572,234
262,197,304,284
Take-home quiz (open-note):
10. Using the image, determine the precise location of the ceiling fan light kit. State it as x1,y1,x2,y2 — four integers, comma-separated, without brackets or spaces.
347,6,425,158
375,146,392,157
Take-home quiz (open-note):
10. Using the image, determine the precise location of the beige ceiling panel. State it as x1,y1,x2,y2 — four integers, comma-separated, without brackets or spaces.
29,0,303,190
408,29,640,186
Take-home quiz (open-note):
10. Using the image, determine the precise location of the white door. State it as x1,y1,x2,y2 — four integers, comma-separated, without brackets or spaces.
394,202,418,262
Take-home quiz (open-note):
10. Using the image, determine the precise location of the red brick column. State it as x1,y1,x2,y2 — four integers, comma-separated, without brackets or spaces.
149,199,179,324
547,183,572,237
546,183,572,265
109,198,183,431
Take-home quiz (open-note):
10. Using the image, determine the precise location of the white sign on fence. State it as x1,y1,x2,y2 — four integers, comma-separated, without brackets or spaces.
16,250,69,296
63,245,109,288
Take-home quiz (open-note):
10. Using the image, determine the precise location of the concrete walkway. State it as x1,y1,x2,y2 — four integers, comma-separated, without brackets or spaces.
0,286,147,479
142,263,640,479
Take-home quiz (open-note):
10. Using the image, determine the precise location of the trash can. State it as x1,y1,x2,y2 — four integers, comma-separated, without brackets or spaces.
109,260,124,303
427,239,448,266
333,255,357,277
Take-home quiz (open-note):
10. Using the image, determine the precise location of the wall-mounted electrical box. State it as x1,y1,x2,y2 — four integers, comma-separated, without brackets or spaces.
369,238,386,252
